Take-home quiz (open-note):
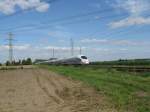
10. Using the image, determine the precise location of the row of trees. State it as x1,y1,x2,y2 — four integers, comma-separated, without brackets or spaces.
5,58,32,66
91,59,150,66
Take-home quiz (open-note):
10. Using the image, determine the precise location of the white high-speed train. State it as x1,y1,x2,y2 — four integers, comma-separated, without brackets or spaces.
35,55,89,65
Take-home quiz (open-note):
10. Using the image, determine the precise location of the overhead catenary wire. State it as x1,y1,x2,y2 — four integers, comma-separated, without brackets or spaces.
0,1,149,63
0,0,149,34
0,13,149,45
0,0,149,39
3,1,149,34
0,7,116,32
2,15,149,41
83,15,150,41
0,10,127,33
5,9,149,34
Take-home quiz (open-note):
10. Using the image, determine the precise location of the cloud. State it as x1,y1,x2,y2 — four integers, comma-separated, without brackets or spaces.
109,0,150,28
81,38,148,46
110,17,150,28
0,44,87,62
119,48,128,51
81,39,108,43
89,3,101,9
14,44,31,50
0,44,84,52
114,0,150,16
43,46,84,51
0,0,50,15
48,30,72,38
0,44,31,50
35,2,50,12
0,43,150,62
89,48,110,52
44,46,71,51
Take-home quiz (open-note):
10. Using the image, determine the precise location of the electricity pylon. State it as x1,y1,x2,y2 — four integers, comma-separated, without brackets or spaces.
8,32,13,64
70,38,74,56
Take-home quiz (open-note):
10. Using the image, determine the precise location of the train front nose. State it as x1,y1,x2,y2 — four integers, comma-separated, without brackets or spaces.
86,60,90,64
82,59,89,64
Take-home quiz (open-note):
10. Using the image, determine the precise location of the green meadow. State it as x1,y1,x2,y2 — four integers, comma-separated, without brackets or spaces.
40,65,150,112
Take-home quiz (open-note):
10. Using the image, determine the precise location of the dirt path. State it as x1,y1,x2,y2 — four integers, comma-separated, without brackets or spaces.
0,69,116,112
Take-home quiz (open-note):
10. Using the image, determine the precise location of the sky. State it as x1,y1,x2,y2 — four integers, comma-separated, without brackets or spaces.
0,0,150,62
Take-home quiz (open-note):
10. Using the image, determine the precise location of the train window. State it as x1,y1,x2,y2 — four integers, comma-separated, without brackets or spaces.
81,56,87,59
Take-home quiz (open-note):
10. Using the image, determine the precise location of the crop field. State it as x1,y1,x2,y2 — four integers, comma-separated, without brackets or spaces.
0,67,117,112
40,65,150,112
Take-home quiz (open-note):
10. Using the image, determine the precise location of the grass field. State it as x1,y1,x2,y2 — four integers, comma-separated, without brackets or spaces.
40,65,150,112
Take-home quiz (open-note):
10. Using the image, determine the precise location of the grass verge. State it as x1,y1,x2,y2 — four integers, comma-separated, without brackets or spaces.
39,65,150,112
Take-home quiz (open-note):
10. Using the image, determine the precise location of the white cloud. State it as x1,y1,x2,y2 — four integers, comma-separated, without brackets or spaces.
0,44,84,52
119,48,128,51
14,44,31,50
81,38,148,46
111,40,138,46
35,2,50,12
0,45,9,50
81,39,108,43
110,17,150,28
90,3,101,9
44,46,71,51
94,15,101,20
115,0,150,16
0,43,150,62
90,48,110,52
48,30,72,38
43,46,84,51
0,44,31,50
110,0,150,28
0,0,50,15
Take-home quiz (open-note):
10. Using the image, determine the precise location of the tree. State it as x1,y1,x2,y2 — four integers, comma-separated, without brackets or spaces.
6,61,10,66
18,60,22,65
21,58,32,65
22,59,26,65
26,58,32,65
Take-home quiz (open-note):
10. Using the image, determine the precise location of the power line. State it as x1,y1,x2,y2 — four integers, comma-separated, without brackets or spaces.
0,10,127,33
0,0,149,34
0,1,149,37
84,17,150,41
3,14,149,34
42,8,114,24
4,1,145,33
0,7,117,33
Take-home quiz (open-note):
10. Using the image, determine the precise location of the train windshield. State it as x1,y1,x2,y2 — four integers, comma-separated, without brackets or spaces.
81,56,87,59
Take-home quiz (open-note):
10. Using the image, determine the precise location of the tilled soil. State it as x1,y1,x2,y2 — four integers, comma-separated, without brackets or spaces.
0,69,116,112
